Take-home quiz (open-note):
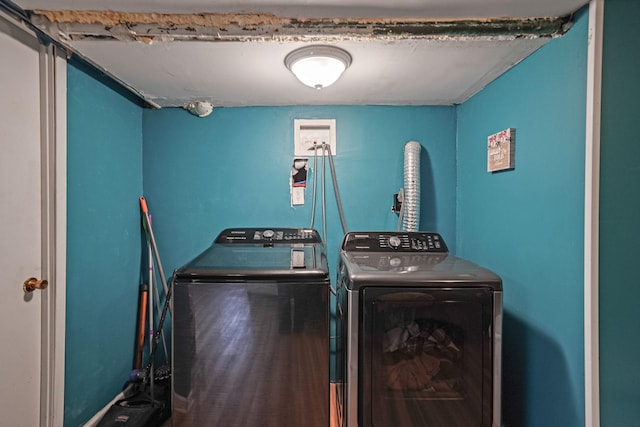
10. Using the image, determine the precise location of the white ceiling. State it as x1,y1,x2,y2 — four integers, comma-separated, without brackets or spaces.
7,0,589,109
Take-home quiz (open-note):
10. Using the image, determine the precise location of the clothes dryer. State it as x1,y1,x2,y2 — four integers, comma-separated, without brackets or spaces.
336,231,502,427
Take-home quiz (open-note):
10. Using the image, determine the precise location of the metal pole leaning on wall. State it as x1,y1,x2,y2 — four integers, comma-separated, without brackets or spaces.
139,196,172,315
148,215,169,362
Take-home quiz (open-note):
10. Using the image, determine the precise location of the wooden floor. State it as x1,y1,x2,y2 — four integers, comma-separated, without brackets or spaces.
163,383,339,426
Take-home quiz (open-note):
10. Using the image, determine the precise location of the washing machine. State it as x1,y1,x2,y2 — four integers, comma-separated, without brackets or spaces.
335,231,502,427
172,227,330,427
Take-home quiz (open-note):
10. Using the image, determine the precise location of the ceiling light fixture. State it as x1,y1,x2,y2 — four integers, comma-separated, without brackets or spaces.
285,45,352,90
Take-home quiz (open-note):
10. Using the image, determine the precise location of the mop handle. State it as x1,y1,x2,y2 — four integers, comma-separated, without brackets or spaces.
139,197,172,315
140,196,149,213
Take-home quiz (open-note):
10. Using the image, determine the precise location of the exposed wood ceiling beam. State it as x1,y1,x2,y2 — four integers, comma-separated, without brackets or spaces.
30,10,573,43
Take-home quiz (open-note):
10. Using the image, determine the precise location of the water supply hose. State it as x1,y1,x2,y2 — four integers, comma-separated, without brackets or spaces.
309,145,319,229
325,143,348,235
321,144,327,246
309,142,348,243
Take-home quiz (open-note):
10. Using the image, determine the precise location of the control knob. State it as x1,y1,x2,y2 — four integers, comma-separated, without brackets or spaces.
388,235,402,249
262,229,275,239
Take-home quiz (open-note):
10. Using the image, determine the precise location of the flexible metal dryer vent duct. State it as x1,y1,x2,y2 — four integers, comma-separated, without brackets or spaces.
402,141,421,231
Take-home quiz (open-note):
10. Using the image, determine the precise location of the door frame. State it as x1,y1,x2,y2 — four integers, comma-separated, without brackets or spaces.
39,41,67,427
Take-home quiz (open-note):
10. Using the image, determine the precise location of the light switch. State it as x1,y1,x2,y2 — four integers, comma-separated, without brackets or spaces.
291,187,305,206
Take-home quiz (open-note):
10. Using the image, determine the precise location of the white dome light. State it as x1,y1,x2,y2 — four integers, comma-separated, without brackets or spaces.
285,45,352,90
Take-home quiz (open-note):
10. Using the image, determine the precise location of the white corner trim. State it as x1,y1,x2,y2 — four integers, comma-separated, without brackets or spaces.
585,1,603,427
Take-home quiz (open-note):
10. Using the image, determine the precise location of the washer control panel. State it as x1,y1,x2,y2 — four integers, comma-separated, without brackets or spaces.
215,228,322,244
341,231,448,253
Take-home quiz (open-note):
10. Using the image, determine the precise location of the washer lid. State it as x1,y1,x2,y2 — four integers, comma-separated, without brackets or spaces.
174,230,328,282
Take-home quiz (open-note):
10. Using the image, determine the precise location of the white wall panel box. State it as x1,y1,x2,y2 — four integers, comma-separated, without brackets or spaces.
294,119,336,157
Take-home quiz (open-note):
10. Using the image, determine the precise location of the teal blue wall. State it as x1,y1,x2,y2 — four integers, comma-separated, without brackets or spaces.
65,63,144,426
142,106,457,379
142,106,457,279
599,0,640,424
456,9,587,427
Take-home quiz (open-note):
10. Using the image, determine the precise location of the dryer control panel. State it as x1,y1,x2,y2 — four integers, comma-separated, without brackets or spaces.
215,227,322,244
341,231,448,253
